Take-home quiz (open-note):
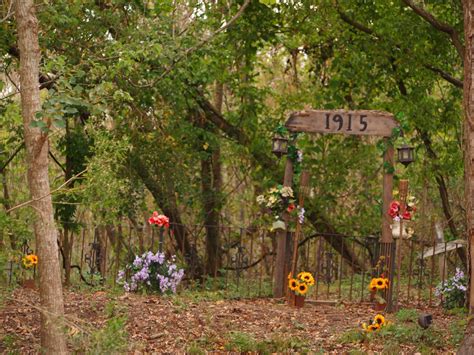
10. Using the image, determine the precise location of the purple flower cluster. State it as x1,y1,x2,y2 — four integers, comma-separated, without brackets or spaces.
117,251,184,294
435,268,467,309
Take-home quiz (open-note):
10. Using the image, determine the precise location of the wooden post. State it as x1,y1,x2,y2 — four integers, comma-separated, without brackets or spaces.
382,141,395,312
290,171,310,277
273,157,294,298
394,179,409,311
382,142,394,243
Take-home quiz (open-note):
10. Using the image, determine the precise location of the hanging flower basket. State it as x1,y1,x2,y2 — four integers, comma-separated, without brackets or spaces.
257,186,305,230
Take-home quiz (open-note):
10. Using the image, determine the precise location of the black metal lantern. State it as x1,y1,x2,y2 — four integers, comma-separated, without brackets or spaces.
418,314,433,329
397,144,415,167
272,134,288,158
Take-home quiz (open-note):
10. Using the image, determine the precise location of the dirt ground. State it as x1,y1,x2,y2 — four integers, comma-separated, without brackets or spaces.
0,287,462,353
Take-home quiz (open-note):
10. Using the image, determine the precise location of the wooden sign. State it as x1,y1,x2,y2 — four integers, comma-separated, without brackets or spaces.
285,109,398,137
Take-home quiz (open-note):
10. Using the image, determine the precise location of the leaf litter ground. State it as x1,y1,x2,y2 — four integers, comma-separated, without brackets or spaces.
0,287,463,353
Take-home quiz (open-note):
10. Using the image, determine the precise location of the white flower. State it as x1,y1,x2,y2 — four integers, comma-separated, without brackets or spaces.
280,186,294,198
298,207,305,224
297,150,303,163
256,195,265,204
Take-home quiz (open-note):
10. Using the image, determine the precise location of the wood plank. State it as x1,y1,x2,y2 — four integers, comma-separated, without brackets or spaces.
273,157,294,298
286,109,399,137
381,143,394,243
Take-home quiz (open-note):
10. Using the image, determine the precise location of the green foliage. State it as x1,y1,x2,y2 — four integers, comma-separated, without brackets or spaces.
0,0,469,312
395,308,419,323
447,314,468,347
225,331,257,352
1,334,20,355
224,331,309,353
339,306,466,353
70,301,129,354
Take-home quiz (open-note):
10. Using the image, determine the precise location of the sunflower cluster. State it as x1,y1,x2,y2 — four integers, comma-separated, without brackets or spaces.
22,254,38,268
368,277,389,292
288,272,315,296
362,314,387,332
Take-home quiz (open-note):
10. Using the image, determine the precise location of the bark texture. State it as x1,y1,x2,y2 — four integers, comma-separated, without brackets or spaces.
464,0,474,313
460,1,474,353
14,0,67,352
201,82,223,275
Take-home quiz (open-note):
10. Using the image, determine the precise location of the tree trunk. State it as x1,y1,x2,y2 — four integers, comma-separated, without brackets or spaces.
464,0,474,313
201,156,222,275
14,0,67,352
459,1,474,353
98,226,107,277
62,227,73,286
201,82,223,276
1,169,10,248
273,157,293,297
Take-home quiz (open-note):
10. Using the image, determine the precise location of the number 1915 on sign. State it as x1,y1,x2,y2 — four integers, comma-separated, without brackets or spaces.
325,113,368,132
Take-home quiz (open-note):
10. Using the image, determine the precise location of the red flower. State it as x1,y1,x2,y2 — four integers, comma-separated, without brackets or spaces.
389,201,400,210
401,211,412,220
148,211,170,228
287,204,295,212
388,207,398,218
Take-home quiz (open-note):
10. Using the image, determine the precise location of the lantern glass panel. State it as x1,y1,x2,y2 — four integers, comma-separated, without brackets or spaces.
272,135,288,157
397,144,415,166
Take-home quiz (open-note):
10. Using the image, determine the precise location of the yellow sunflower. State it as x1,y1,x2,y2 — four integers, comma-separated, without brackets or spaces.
297,283,308,295
289,278,299,291
22,254,38,268
23,257,33,268
366,322,380,332
297,272,305,279
375,278,386,290
383,278,389,289
29,254,38,265
301,272,315,285
374,314,385,326
368,278,377,292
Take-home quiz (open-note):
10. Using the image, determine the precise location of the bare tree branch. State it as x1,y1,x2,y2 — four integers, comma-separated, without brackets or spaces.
401,0,464,60
6,168,87,214
0,0,14,23
423,64,463,88
336,7,376,36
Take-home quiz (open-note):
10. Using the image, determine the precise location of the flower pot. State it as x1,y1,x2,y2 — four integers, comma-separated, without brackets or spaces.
369,289,376,302
21,279,36,290
373,302,386,312
288,292,305,308
391,220,411,239
272,220,286,231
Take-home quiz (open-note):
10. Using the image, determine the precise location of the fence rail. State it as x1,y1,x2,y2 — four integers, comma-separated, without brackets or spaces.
3,222,465,307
